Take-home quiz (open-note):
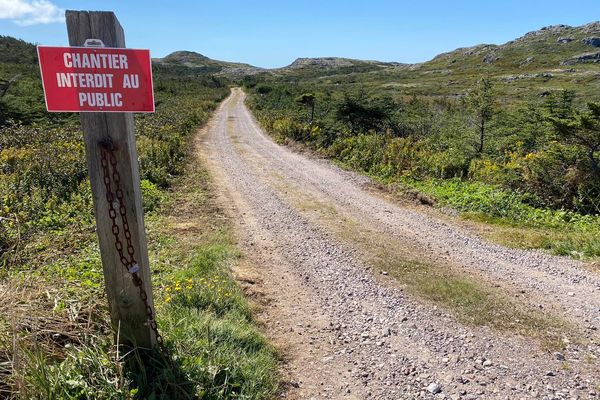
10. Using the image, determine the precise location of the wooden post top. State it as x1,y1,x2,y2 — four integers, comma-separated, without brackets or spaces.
66,10,125,48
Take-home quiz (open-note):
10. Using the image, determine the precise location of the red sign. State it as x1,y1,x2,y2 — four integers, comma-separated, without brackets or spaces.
37,46,154,113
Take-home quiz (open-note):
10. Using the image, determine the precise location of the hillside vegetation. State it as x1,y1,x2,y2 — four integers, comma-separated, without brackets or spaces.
0,37,277,399
254,22,600,100
241,22,600,258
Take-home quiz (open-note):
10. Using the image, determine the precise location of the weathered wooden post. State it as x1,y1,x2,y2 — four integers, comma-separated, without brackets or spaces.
61,11,156,348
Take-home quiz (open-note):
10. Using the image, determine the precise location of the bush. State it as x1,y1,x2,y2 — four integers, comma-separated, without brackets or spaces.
0,74,229,267
330,133,388,175
382,136,423,177
246,80,600,219
271,117,308,141
140,179,164,212
420,147,470,179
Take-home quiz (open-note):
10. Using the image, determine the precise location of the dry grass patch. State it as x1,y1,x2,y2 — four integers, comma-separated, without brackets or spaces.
0,261,109,398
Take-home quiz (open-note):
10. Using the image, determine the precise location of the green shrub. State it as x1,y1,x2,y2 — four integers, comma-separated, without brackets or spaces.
419,147,470,179
271,117,308,141
140,179,164,213
0,73,228,267
330,133,388,175
407,178,599,256
382,136,423,177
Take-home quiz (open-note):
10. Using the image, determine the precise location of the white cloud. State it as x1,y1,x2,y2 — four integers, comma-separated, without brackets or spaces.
0,0,63,26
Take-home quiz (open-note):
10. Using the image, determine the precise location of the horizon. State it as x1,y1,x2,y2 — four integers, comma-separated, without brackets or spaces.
159,19,599,68
0,1,599,68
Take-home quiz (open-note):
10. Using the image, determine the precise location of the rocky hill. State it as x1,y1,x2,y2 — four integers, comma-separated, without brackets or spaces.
426,22,600,70
256,22,597,77
403,22,600,99
147,21,600,90
283,57,404,69
153,50,264,76
264,22,600,100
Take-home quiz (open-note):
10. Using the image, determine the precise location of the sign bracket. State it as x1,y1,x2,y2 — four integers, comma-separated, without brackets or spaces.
83,38,106,48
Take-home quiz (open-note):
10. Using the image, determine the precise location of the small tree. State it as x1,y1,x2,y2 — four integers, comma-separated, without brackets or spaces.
0,75,21,126
335,93,389,135
297,93,316,124
467,77,495,155
544,89,575,119
549,101,600,178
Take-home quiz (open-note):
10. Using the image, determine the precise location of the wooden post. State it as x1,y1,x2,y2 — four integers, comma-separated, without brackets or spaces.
65,10,156,348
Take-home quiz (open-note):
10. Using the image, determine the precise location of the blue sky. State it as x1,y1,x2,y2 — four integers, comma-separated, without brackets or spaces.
1,0,598,68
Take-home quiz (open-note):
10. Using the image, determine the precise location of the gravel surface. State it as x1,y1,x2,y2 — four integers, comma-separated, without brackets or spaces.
201,89,600,399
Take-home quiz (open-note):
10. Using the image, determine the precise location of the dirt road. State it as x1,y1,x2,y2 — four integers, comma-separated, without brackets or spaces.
199,88,599,399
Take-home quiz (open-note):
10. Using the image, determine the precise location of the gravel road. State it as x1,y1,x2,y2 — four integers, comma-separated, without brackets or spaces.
200,88,599,399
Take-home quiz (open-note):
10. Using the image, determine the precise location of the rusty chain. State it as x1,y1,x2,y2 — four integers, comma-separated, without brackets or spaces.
99,141,167,353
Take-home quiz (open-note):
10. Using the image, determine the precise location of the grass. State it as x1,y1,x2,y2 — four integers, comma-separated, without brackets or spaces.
464,213,600,259
0,129,279,399
291,190,575,351
406,178,600,259
148,154,279,399
375,253,570,351
325,156,600,260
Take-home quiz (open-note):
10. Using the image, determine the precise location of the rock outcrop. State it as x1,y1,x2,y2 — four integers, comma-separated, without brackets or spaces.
557,37,573,43
582,37,600,47
561,51,600,64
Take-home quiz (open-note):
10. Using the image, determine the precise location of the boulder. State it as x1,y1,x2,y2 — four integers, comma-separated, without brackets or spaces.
483,53,499,64
557,37,574,43
520,56,535,66
583,37,600,47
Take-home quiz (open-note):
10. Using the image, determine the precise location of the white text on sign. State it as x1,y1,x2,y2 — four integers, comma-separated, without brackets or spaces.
58,54,139,107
